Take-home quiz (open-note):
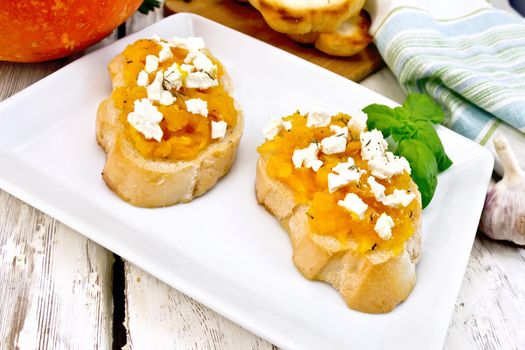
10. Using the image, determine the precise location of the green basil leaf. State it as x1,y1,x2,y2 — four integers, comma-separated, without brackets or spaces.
412,121,453,171
363,104,403,138
402,93,445,124
396,139,438,208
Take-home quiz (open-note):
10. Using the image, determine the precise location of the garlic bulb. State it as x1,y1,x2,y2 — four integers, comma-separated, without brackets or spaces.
480,134,525,245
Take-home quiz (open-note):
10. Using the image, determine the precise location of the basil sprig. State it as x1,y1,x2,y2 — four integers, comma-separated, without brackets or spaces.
363,93,452,208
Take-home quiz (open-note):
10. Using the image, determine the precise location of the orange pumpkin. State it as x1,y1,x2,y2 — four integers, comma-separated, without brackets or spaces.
0,0,143,62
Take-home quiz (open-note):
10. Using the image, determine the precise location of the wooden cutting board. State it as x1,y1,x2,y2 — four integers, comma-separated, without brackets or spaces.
164,0,383,82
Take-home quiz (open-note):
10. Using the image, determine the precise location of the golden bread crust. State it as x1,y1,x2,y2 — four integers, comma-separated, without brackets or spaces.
255,157,422,313
96,52,244,207
249,0,366,34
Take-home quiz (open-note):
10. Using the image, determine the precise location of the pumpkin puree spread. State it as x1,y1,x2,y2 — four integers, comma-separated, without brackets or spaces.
257,112,421,255
110,38,238,161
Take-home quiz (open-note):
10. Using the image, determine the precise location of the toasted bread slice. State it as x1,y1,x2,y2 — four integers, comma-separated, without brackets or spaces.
256,156,422,313
248,0,365,34
288,10,372,57
97,52,244,208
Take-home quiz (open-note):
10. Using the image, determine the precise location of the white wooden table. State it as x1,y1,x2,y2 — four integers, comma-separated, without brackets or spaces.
1,5,524,350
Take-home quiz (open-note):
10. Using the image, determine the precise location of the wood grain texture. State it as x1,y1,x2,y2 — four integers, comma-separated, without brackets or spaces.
444,235,525,350
0,191,113,350
164,0,383,82
123,263,275,350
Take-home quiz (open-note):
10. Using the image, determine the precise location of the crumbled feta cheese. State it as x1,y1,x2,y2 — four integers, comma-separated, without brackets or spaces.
367,176,385,201
136,70,149,87
328,159,362,193
262,117,292,140
183,49,199,64
127,98,164,142
360,130,411,179
368,152,411,179
321,134,347,155
306,110,331,128
164,63,182,90
145,55,159,73
185,98,208,116
146,71,164,102
292,143,323,172
332,158,355,174
211,120,228,139
180,64,195,73
338,193,368,219
262,118,282,141
382,189,416,208
347,110,368,132
192,52,217,77
171,36,205,52
158,43,173,63
330,125,348,137
185,71,218,89
328,173,350,193
360,130,388,161
375,213,395,240
151,34,162,42
159,91,175,106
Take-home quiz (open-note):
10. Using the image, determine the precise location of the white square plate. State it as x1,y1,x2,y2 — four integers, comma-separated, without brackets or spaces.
0,14,493,350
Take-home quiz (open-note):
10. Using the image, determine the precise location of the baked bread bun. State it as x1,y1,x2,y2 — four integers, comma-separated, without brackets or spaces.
256,111,422,313
288,10,372,57
97,37,243,207
248,0,365,35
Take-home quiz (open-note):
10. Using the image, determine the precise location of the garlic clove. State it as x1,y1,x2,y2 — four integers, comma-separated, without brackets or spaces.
480,134,525,245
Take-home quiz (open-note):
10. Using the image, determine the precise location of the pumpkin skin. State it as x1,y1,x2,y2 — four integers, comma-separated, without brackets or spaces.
0,0,143,62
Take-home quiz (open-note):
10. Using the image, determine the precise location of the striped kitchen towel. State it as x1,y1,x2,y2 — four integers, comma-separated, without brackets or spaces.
366,0,525,174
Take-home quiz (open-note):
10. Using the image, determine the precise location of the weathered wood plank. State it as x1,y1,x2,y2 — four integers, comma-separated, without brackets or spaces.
123,263,275,350
444,235,525,350
0,191,113,350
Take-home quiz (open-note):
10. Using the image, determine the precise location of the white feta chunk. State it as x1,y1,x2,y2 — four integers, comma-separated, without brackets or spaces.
330,125,348,137
360,130,411,179
159,91,175,106
282,120,292,131
262,117,293,140
164,63,182,90
338,193,368,220
192,52,217,78
145,54,159,73
332,158,355,174
375,213,395,240
328,159,362,193
262,118,282,141
171,36,205,52
321,134,347,155
306,110,331,128
183,49,199,64
146,71,164,102
180,64,195,73
368,152,411,180
127,98,164,142
382,189,416,208
360,130,388,161
367,176,385,201
185,71,218,89
292,143,323,172
185,98,208,117
136,70,149,87
158,43,173,63
347,110,368,132
151,34,162,42
211,120,228,139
